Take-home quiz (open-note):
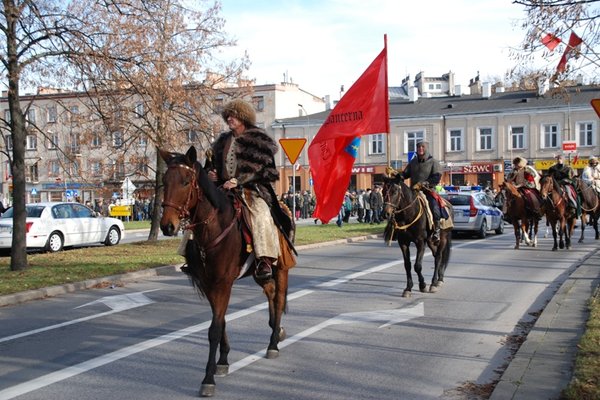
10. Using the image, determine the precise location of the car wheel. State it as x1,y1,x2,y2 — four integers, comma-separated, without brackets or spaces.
477,219,488,239
46,232,64,252
495,220,504,234
104,226,121,246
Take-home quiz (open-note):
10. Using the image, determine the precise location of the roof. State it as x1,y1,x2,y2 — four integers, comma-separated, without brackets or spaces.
273,84,600,126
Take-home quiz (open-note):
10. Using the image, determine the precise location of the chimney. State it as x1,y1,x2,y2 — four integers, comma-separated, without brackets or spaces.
409,86,419,102
454,85,462,96
482,82,492,98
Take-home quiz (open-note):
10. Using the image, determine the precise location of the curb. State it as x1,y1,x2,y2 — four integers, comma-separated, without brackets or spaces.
0,234,382,307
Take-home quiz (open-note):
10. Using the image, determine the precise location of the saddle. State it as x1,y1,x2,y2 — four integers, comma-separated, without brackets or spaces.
519,188,543,219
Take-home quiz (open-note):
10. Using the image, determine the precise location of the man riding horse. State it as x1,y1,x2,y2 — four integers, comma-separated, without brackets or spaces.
387,140,446,243
206,99,293,280
548,154,580,217
505,156,543,220
582,156,600,194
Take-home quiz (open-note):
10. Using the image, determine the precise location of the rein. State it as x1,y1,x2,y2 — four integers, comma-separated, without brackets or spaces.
385,186,424,231
162,163,237,250
577,180,600,212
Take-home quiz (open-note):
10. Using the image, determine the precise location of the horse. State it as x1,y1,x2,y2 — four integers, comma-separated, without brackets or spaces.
496,181,540,249
159,146,293,397
539,174,577,250
574,177,600,242
382,177,452,297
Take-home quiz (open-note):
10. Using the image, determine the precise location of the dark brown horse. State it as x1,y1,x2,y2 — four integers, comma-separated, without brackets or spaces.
574,177,600,242
539,174,577,250
159,147,293,397
382,178,452,297
497,181,540,249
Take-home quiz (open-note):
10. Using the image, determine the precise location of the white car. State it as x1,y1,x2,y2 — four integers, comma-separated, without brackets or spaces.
0,202,125,252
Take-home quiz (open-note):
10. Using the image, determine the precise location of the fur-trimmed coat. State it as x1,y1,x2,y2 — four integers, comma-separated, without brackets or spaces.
210,128,279,202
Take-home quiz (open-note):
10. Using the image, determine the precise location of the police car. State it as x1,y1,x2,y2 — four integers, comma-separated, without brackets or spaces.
440,187,504,238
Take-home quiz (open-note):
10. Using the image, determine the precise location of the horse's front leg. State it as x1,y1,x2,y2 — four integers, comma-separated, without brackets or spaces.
550,220,559,251
413,240,427,293
200,285,232,398
558,217,566,249
399,243,413,298
521,220,532,246
512,221,521,249
260,267,289,359
428,237,443,293
579,214,587,243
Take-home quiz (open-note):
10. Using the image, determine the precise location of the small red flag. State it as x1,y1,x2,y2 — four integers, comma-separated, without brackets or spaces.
572,153,579,165
308,42,389,223
556,31,583,74
541,33,561,51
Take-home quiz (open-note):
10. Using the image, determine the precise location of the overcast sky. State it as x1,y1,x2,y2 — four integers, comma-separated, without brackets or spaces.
219,0,530,100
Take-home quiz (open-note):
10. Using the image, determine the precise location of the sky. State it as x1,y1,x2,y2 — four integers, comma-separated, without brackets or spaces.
219,0,530,101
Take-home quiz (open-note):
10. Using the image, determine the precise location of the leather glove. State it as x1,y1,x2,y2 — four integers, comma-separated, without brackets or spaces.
385,166,397,176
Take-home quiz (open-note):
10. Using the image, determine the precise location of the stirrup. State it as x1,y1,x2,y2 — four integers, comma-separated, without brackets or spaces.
255,259,272,280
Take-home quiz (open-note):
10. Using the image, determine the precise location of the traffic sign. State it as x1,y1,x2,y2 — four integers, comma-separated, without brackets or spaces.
279,138,307,164
562,140,577,153
591,98,600,118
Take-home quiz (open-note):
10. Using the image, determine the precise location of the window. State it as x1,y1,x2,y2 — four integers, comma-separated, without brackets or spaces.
435,83,441,89
187,130,198,143
138,135,148,147
111,159,125,180
27,164,39,182
5,134,13,150
46,133,57,149
134,102,144,117
428,84,434,90
405,130,425,153
448,129,463,152
70,160,80,177
252,96,265,112
69,105,79,122
26,108,36,126
577,122,594,146
91,131,102,147
213,98,224,114
47,106,57,123
477,127,493,150
26,134,37,150
112,131,123,148
137,157,149,175
510,126,526,150
90,160,103,177
542,124,559,148
4,109,10,123
369,134,384,155
69,132,80,153
49,160,60,176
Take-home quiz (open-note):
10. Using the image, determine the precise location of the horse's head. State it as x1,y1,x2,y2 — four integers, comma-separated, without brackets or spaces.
539,174,553,199
382,175,408,218
160,146,201,236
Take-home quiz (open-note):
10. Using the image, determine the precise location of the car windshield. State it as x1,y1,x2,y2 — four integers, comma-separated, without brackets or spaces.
0,205,45,218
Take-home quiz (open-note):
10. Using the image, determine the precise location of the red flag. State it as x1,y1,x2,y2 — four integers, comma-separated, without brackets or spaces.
541,33,561,51
572,153,579,165
308,42,389,223
556,31,583,73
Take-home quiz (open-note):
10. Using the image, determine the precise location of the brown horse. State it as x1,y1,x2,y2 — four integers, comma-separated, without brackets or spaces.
497,181,540,249
159,146,293,397
382,177,452,297
574,177,600,242
539,174,577,250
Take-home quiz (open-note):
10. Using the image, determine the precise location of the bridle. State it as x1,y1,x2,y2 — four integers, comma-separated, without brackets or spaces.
384,183,424,231
161,163,217,229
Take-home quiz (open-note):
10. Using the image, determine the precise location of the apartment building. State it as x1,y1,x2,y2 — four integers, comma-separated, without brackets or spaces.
0,82,326,204
273,83,600,194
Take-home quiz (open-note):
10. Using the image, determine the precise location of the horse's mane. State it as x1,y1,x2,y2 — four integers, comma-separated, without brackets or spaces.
502,181,520,196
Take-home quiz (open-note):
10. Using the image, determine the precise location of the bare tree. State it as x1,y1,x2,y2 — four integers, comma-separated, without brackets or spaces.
0,0,84,271
67,0,250,240
512,0,599,84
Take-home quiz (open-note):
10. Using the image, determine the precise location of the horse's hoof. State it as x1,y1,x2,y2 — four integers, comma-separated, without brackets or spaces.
578,238,584,243
552,247,558,251
200,384,216,397
278,327,286,342
559,243,565,249
429,285,439,293
419,284,427,293
266,349,279,359
514,245,519,249
402,290,412,298
215,364,229,377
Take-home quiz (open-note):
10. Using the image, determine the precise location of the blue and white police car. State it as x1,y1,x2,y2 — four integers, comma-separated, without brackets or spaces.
441,187,504,238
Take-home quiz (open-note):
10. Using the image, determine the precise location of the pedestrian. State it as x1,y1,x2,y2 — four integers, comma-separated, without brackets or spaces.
363,188,372,223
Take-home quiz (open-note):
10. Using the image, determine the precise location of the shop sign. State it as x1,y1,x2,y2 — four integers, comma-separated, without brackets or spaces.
351,166,375,173
447,163,494,174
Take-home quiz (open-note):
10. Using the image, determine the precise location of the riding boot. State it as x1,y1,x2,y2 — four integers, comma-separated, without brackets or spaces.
431,220,441,244
255,257,273,280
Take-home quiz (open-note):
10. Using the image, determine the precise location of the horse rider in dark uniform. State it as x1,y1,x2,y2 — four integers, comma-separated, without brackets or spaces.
387,140,445,243
547,154,580,216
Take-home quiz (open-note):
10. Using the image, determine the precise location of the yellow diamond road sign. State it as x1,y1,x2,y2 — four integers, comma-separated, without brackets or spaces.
279,138,307,164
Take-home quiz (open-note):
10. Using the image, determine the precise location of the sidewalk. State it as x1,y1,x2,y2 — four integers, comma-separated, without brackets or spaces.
490,246,600,400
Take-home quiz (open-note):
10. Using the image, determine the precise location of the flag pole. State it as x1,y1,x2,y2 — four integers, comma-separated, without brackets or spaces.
384,34,391,170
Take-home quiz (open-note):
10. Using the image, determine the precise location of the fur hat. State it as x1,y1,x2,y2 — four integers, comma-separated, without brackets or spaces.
221,99,256,127
512,156,527,168
590,156,598,165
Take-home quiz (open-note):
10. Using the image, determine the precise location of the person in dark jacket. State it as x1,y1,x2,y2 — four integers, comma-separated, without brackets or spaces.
547,154,579,215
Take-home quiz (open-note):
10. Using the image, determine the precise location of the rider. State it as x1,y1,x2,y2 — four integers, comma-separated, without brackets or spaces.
506,156,543,219
388,140,444,243
207,99,290,280
548,154,580,216
581,156,600,194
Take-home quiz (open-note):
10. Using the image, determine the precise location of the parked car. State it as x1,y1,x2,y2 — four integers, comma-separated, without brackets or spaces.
0,202,125,252
441,191,504,238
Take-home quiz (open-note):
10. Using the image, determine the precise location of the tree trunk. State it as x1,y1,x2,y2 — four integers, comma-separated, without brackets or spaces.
147,148,166,241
